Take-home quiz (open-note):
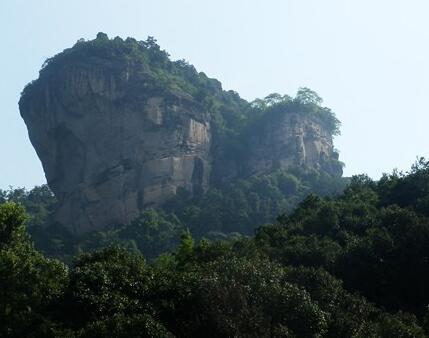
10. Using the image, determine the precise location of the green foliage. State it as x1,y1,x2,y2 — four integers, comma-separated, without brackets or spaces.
0,185,57,229
22,33,249,138
81,313,173,338
2,179,429,336
0,203,68,337
176,229,194,263
117,209,183,259
296,87,323,105
63,247,153,325
256,158,429,317
246,87,341,136
0,193,183,262
74,209,183,261
168,257,328,337
3,168,346,264
22,33,341,157
0,202,27,245
166,168,347,238
14,32,429,336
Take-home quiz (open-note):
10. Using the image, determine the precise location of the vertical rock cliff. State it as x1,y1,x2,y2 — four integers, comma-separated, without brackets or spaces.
245,113,342,176
19,34,342,234
20,40,212,233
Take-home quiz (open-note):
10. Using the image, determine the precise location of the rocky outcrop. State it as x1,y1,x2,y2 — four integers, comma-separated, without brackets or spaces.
20,60,211,234
20,36,342,234
245,113,342,176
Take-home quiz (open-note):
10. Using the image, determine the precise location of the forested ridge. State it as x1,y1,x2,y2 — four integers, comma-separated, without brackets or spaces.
3,159,429,336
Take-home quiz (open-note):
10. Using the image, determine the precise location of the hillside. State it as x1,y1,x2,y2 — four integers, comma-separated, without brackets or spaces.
19,33,344,241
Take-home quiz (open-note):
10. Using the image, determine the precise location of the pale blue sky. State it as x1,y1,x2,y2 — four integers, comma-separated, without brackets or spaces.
2,0,429,189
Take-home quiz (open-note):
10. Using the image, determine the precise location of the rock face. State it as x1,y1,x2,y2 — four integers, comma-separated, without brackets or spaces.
20,60,211,233
20,36,342,234
245,113,341,176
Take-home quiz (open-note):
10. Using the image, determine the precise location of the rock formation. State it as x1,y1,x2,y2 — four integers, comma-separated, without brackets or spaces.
19,34,342,234
245,113,341,176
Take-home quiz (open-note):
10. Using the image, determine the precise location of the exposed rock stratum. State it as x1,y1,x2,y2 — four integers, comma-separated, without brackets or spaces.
19,34,342,234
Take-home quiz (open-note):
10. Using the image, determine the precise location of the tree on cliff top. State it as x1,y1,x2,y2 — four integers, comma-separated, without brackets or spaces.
295,87,323,105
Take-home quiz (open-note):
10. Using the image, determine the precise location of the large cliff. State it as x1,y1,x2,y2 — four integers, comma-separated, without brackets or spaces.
20,34,343,234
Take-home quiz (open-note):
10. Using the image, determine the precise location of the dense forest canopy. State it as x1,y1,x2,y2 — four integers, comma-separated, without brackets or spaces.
2,160,429,336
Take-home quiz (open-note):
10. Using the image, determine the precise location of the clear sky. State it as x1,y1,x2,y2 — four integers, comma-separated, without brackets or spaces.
2,0,429,189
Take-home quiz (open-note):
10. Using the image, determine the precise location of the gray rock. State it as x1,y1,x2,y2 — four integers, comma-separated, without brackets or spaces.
246,113,340,176
20,61,211,234
20,46,341,234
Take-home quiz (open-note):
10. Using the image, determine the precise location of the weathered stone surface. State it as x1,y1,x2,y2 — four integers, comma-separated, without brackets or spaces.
19,41,341,234
245,113,341,176
20,61,211,233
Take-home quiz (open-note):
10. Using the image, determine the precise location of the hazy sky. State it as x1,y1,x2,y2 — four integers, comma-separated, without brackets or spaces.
2,0,429,189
